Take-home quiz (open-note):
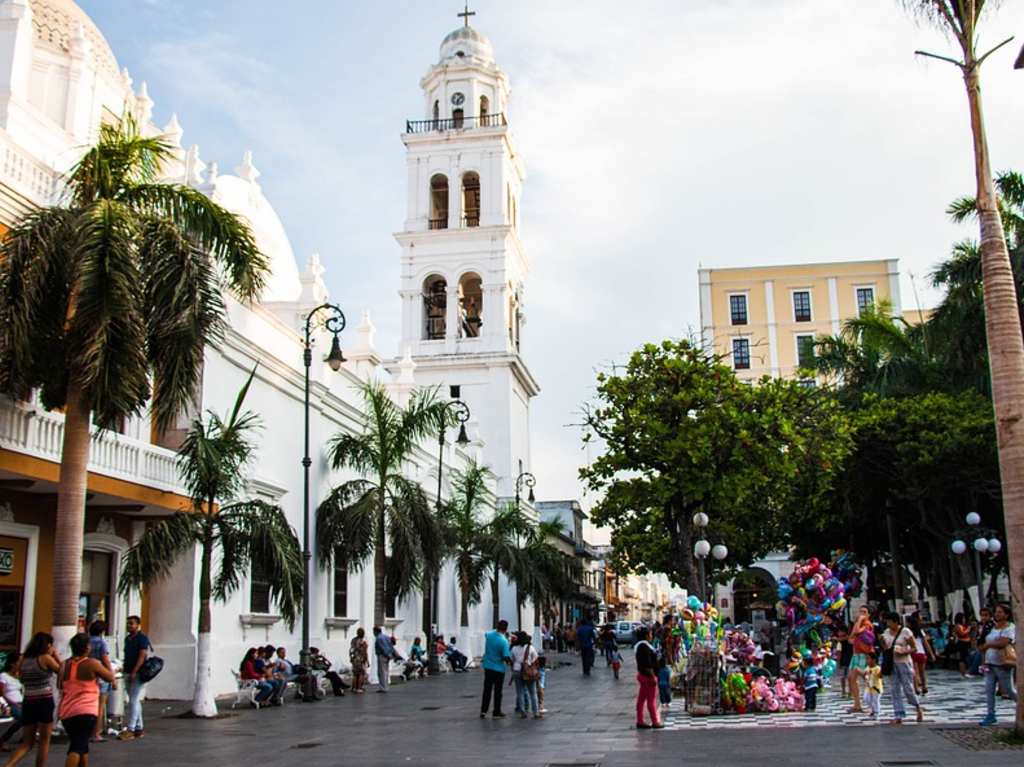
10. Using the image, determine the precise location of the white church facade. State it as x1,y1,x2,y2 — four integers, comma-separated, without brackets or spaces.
0,0,537,699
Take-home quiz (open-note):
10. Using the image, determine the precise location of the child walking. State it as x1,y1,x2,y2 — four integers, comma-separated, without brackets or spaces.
611,649,622,680
802,655,819,711
536,655,547,714
657,656,672,709
862,653,883,719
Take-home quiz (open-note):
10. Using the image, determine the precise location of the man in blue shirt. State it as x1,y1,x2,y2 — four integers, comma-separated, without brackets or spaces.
373,626,401,693
480,620,511,718
577,616,597,676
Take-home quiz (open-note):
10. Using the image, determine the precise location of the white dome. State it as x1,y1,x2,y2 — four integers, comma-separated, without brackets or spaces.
205,175,302,304
29,0,119,79
439,25,494,65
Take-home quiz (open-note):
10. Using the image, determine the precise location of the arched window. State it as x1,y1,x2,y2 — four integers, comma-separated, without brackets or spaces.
429,174,448,230
458,272,483,338
432,99,440,126
479,95,490,124
462,172,480,227
452,108,464,129
423,275,447,339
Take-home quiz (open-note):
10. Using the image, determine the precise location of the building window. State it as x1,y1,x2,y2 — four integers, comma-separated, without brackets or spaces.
458,272,483,338
462,172,480,227
796,334,816,369
729,294,748,326
250,561,271,614
856,287,875,316
732,338,751,370
333,552,348,617
429,174,449,229
78,550,112,629
423,275,447,340
452,108,464,129
792,291,812,322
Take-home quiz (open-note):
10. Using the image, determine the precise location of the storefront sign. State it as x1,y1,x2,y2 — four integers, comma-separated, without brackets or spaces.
0,548,13,575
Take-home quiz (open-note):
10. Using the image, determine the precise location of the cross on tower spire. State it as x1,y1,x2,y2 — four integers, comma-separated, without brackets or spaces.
457,2,475,27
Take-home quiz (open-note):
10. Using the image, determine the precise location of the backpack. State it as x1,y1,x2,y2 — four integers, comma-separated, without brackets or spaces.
137,654,164,683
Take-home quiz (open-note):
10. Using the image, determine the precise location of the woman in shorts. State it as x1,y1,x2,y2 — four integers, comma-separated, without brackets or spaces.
847,605,874,713
3,632,59,767
59,632,115,767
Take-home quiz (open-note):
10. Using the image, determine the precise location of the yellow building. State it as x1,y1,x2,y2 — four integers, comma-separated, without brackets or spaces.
698,259,901,382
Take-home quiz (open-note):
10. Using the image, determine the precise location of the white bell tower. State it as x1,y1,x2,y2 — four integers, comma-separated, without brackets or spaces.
391,8,539,500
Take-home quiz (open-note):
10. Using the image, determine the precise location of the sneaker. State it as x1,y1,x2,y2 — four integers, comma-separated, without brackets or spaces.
652,723,665,729
519,712,528,719
480,712,487,719
979,715,997,727
539,708,548,714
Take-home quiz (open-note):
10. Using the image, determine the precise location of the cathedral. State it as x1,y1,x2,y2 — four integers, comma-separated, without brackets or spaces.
0,0,539,699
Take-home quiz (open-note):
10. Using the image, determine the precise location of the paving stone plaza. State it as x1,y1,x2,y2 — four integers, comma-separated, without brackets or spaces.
48,654,1018,767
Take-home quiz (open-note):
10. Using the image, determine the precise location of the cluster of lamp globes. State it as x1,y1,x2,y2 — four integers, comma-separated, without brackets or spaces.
950,511,1002,556
692,512,729,561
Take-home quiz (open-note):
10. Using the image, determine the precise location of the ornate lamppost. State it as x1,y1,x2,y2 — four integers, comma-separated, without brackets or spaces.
301,303,346,671
950,511,1003,614
514,471,536,508
425,386,471,675
692,512,728,602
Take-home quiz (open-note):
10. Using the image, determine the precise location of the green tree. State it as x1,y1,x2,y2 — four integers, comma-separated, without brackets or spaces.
316,382,449,627
440,461,495,628
480,503,530,628
901,1,1024,730
119,372,302,717
580,340,849,593
512,519,575,632
0,118,266,643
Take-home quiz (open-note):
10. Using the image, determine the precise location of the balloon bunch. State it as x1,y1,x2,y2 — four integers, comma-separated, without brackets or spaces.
723,630,757,665
776,556,848,637
681,595,722,645
829,550,864,599
748,675,779,712
721,672,750,714
771,677,805,712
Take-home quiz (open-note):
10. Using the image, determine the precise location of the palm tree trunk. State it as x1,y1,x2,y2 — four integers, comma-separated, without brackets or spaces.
374,500,387,628
516,586,522,631
460,573,470,628
193,521,217,717
962,63,1024,733
52,383,92,649
490,565,500,628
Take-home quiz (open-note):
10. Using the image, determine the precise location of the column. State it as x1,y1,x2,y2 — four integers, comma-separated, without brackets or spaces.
827,277,840,335
763,280,779,377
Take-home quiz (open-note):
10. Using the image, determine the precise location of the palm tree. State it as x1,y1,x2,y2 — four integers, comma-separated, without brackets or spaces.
512,519,571,632
0,117,266,644
903,4,1024,729
118,371,302,717
480,502,530,628
812,301,939,402
316,381,449,627
440,461,495,628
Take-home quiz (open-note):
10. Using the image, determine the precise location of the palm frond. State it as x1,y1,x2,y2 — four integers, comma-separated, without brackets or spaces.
68,199,150,425
139,215,226,432
315,479,378,570
385,474,444,597
119,183,266,301
118,512,202,595
215,500,303,629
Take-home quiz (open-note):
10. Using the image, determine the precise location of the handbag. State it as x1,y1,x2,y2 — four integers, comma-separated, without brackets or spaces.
1001,642,1017,667
137,654,164,683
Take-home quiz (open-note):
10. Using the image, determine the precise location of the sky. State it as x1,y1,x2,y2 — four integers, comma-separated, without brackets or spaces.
80,0,1024,541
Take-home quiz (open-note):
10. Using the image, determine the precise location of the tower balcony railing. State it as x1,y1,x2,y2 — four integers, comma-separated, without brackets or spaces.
405,113,507,133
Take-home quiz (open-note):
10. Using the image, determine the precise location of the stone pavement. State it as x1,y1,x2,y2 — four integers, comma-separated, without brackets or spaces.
38,653,1019,767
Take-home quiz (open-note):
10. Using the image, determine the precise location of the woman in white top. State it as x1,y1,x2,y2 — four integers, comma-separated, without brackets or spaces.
510,632,541,719
0,654,24,748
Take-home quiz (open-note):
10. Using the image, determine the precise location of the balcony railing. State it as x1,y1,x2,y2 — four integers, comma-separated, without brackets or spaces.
405,113,507,134
428,217,447,230
0,398,187,495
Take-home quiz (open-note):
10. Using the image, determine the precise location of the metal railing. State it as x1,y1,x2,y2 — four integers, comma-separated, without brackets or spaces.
428,217,448,230
405,113,507,133
462,213,480,227
425,317,446,340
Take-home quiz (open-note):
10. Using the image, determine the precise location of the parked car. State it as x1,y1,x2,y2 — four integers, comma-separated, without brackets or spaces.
612,621,637,645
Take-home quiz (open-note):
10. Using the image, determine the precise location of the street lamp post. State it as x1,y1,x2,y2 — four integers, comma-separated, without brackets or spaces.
425,386,471,675
514,471,536,508
692,512,727,603
301,303,347,672
950,511,1002,614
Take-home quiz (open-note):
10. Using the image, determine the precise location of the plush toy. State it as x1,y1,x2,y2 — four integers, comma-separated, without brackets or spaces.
772,677,805,712
721,672,750,714
748,675,780,712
